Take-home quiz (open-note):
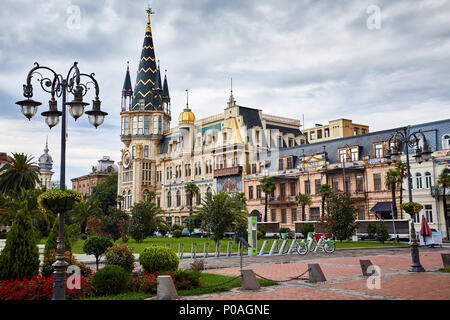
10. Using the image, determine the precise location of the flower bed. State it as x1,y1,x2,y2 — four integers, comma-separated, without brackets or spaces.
0,275,93,300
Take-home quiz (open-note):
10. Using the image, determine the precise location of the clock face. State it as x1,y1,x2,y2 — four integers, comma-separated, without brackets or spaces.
123,151,131,169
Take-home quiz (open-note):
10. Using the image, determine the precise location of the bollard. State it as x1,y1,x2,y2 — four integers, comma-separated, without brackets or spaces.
287,240,297,254
237,242,242,256
191,243,197,259
179,243,184,259
204,242,209,259
278,240,287,255
269,240,278,255
360,260,374,276
215,242,221,257
259,240,268,256
308,264,326,283
226,241,232,257
441,254,450,268
241,269,260,290
157,275,179,300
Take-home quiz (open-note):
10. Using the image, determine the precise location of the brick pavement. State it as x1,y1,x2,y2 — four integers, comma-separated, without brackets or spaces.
188,248,450,300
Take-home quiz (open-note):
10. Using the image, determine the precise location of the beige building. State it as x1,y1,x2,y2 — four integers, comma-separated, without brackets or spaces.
71,156,118,198
117,10,303,226
302,119,369,143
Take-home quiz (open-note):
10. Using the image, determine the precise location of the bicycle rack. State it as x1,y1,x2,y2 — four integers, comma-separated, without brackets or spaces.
204,242,209,258
269,240,278,256
278,240,287,255
287,239,297,254
259,240,268,256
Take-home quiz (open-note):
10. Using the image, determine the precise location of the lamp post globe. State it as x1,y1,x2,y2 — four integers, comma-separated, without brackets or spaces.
86,98,107,128
41,98,62,129
15,98,41,120
67,86,89,120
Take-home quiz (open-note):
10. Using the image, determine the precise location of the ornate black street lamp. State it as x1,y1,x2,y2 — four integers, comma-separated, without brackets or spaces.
15,62,107,300
385,127,432,272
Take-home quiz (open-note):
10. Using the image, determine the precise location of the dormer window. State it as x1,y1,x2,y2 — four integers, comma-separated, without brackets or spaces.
139,99,145,110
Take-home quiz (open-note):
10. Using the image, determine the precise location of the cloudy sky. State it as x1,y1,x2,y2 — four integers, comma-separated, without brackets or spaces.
1,0,450,183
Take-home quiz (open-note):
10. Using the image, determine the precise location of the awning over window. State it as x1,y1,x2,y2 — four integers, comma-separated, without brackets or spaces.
370,202,393,213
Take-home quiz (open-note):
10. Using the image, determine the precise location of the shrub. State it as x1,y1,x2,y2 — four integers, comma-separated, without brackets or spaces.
104,243,135,273
139,246,179,273
90,265,130,296
257,230,264,239
86,217,108,237
376,221,390,243
83,236,113,271
0,203,40,280
234,221,248,243
367,222,377,240
172,229,182,238
41,250,93,278
171,224,182,232
190,259,206,272
299,223,315,238
257,223,266,235
44,217,72,257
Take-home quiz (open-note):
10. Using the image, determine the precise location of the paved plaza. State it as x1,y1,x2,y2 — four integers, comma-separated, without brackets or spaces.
185,247,450,300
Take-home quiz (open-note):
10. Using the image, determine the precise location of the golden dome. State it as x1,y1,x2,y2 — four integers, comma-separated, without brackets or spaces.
179,108,195,123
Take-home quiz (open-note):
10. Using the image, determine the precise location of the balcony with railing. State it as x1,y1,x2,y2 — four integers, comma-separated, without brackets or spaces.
260,195,297,204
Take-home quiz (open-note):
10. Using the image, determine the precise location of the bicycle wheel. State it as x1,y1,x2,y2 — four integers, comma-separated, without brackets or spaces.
297,242,308,255
324,242,335,253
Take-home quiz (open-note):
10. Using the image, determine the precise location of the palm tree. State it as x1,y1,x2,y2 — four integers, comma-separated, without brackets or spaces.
296,193,312,221
385,169,399,219
68,199,103,234
260,177,275,222
319,184,331,217
116,195,125,210
437,170,450,239
395,161,407,218
184,183,199,217
0,153,40,195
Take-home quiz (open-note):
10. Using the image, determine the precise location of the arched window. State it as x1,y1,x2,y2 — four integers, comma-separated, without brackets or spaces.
176,190,181,207
143,189,149,202
196,192,202,205
122,191,126,209
128,190,132,209
207,187,212,196
443,134,450,150
415,173,422,189
167,191,172,208
425,172,432,189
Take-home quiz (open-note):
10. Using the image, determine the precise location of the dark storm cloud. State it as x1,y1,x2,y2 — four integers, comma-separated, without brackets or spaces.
1,0,450,181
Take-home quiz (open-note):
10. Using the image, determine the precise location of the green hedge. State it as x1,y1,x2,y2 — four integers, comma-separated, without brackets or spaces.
139,246,179,273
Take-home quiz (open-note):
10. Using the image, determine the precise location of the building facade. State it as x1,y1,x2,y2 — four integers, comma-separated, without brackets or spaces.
37,140,54,190
302,119,369,143
117,9,303,225
71,156,118,198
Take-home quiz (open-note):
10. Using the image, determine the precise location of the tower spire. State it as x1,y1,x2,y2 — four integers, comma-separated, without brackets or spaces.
132,8,160,111
229,77,235,103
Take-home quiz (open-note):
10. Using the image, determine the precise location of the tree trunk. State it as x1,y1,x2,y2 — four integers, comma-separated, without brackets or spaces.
391,182,398,219
80,221,87,235
321,196,325,217
399,183,403,219
302,205,306,221
264,193,268,222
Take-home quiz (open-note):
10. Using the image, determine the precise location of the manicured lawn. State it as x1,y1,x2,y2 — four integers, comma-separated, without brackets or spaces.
80,272,277,300
40,237,407,255
437,267,450,273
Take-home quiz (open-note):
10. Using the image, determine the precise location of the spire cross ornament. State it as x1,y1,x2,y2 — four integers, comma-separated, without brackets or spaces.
186,89,189,109
146,7,155,26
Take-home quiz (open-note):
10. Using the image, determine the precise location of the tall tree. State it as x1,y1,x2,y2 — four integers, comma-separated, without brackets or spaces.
129,200,166,242
194,192,247,244
385,169,399,219
184,183,199,217
437,170,450,239
296,193,312,221
91,173,118,215
260,177,275,222
319,184,331,217
326,192,358,242
68,199,103,234
395,161,408,218
0,153,40,195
